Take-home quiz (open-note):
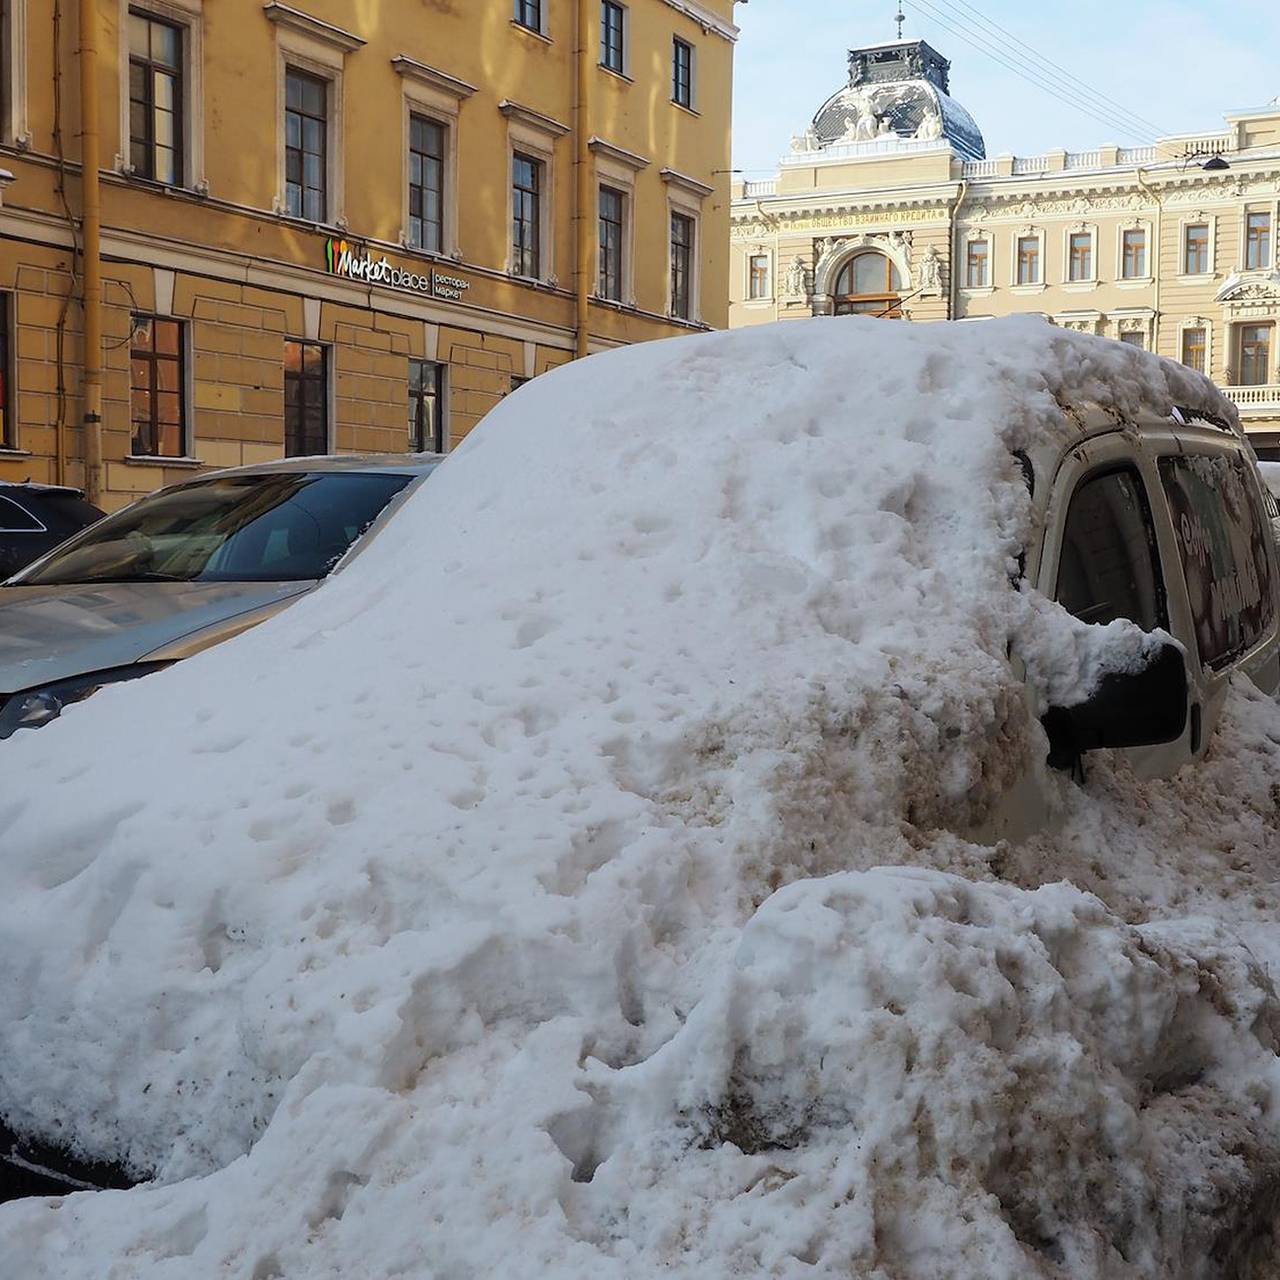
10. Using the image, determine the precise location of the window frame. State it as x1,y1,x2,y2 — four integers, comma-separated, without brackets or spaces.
670,209,695,321
1120,226,1148,280
283,339,331,458
1015,234,1041,286
513,0,544,35
511,150,544,281
1067,230,1095,284
747,252,771,301
1237,322,1273,388
0,291,12,449
1181,324,1208,375
407,111,446,254
965,237,990,289
672,36,695,110
1181,220,1211,276
127,8,185,185
600,0,627,75
598,184,626,302
1245,210,1272,272
117,1,203,190
0,0,29,149
283,66,330,223
1053,462,1169,634
832,251,904,316
128,314,189,459
407,357,447,454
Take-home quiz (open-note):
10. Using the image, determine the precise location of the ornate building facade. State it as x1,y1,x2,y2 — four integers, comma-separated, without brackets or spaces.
731,39,1280,459
0,0,740,508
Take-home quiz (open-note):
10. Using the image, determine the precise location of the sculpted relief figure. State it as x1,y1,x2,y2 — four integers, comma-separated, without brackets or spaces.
786,256,808,298
918,245,943,296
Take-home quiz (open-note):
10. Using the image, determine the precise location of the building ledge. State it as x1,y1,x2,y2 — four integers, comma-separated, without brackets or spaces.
262,2,365,52
125,455,204,468
390,57,477,100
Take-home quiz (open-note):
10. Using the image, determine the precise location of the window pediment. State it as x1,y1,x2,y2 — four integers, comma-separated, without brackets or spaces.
263,3,364,53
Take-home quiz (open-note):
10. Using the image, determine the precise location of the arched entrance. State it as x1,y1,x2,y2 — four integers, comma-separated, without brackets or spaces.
833,252,904,316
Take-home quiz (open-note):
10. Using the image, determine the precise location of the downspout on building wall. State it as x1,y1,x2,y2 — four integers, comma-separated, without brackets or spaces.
574,0,592,359
79,0,104,503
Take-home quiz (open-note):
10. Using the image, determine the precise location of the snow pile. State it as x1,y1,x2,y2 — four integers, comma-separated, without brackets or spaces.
1,317,1279,1279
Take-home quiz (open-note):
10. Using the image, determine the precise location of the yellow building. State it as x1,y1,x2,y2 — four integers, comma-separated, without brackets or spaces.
0,0,739,508
731,38,1280,461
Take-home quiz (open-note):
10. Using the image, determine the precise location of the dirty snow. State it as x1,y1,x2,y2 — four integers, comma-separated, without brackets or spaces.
1,317,1278,1279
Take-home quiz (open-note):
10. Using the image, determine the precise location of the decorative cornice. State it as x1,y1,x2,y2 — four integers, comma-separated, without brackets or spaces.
262,2,365,52
658,0,740,42
661,167,715,198
390,56,477,100
498,100,570,138
588,137,651,171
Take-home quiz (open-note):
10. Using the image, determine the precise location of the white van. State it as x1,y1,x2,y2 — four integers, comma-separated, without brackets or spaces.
1012,398,1278,810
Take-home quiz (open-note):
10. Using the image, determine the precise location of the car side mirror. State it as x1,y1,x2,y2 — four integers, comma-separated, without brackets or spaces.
1042,641,1188,772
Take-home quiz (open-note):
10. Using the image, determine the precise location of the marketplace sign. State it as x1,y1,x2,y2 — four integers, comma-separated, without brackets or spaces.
324,238,470,301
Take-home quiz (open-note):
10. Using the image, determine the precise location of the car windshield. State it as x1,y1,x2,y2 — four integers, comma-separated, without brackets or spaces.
17,471,412,586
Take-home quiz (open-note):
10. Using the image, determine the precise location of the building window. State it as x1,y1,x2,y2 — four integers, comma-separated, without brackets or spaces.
408,114,445,253
1182,327,1207,374
672,38,694,109
514,0,542,33
748,254,770,300
1119,330,1145,349
1246,211,1272,271
1068,232,1093,282
1016,236,1040,285
512,152,542,279
284,340,329,456
1121,228,1147,279
129,316,185,457
598,185,624,302
670,211,694,319
1238,323,1273,387
0,293,11,447
601,1,625,73
128,10,183,184
833,252,903,316
965,239,989,288
1183,223,1210,275
285,68,328,222
408,358,445,453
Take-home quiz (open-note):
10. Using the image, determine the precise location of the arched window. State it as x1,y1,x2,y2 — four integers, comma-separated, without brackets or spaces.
833,252,903,317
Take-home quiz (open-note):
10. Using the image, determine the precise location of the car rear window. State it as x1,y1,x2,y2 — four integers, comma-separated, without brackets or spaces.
1158,454,1277,670
19,472,413,586
0,494,44,533
38,491,106,529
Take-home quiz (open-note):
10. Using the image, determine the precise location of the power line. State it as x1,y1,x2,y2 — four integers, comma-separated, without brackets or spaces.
905,0,1160,144
933,0,1170,137
923,0,1171,139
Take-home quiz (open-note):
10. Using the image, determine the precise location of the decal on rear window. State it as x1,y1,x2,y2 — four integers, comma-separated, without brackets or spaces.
1158,454,1277,670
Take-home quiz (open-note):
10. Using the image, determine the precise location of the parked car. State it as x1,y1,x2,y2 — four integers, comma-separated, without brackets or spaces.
0,481,104,579
0,454,441,739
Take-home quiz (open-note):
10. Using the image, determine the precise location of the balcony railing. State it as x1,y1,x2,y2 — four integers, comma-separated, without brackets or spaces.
741,179,777,198
1223,384,1280,411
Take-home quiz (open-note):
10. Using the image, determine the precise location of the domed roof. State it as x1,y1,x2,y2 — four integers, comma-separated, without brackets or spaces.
807,40,986,162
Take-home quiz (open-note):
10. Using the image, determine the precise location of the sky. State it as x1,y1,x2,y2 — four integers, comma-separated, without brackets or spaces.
731,0,1280,175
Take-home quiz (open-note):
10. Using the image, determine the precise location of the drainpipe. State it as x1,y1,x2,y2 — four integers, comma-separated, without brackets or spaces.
1135,167,1162,357
574,0,592,359
948,179,968,321
79,0,104,503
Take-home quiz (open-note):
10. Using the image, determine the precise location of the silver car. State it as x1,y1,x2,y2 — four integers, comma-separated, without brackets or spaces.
0,454,441,739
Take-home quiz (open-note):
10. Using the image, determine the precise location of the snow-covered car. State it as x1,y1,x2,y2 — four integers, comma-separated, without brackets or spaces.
0,481,103,579
0,455,441,739
2,319,1279,1277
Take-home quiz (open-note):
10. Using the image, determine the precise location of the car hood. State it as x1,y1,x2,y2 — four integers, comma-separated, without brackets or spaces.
0,581,313,693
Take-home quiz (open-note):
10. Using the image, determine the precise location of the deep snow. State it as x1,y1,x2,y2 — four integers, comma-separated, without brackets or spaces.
1,317,1278,1279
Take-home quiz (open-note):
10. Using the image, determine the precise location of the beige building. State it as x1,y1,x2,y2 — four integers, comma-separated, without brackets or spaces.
731,39,1280,460
0,0,740,509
